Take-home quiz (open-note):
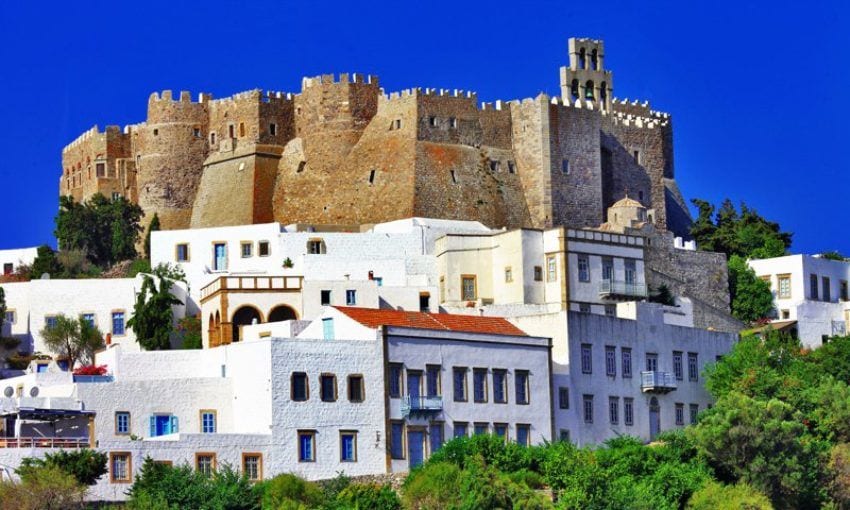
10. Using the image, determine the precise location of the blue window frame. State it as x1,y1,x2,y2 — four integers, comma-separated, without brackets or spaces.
45,316,58,329
322,318,334,340
112,312,125,336
345,290,356,306
115,412,130,435
149,415,178,437
82,313,95,328
430,423,443,453
36,363,48,373
298,431,315,462
340,432,356,462
390,422,404,459
516,424,530,446
201,411,216,433
454,422,468,438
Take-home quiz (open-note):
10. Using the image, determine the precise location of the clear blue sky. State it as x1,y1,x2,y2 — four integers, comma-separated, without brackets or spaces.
0,0,847,255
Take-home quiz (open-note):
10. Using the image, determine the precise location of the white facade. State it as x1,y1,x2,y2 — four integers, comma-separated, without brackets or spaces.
749,255,850,347
0,247,37,277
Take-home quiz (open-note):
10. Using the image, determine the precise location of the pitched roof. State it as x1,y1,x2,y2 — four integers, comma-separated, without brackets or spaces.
332,307,528,337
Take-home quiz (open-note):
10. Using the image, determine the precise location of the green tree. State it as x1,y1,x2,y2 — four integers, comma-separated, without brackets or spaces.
39,314,104,368
177,315,202,349
127,275,182,351
55,193,143,267
689,198,792,259
0,464,86,510
17,449,107,486
687,392,824,509
827,443,850,509
686,481,773,510
144,213,160,260
30,244,62,279
728,255,774,323
649,284,676,306
335,483,401,510
820,251,847,261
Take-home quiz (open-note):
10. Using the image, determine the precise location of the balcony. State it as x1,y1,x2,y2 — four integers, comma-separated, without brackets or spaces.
640,371,677,394
200,275,303,302
400,395,443,418
0,437,90,449
599,280,647,300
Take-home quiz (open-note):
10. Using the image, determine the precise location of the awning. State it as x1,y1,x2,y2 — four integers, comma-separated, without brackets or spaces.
3,408,95,421
746,320,798,335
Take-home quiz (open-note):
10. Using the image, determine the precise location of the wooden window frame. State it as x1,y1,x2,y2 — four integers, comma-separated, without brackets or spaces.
504,266,513,283
461,274,477,301
388,363,404,399
493,422,509,443
291,372,309,402
777,273,792,299
320,373,338,402
425,364,441,397
195,452,217,474
546,255,557,282
453,366,468,402
492,369,508,404
175,243,190,262
114,411,131,436
297,430,317,462
258,240,271,257
241,452,263,481
515,369,530,405
339,430,358,462
347,374,365,403
109,451,132,483
240,241,253,258
472,367,488,403
390,420,406,459
199,409,217,434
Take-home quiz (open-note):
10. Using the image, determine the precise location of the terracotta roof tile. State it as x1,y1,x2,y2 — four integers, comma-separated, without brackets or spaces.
333,307,528,337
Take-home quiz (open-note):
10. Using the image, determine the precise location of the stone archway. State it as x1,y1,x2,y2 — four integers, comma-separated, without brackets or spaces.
231,306,262,343
268,305,298,323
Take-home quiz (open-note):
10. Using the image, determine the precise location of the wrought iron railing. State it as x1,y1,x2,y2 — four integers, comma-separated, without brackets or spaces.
640,371,677,393
401,395,443,417
599,280,647,298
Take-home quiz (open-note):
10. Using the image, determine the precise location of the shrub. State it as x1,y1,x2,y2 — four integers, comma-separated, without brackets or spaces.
335,483,401,510
177,315,203,350
0,464,87,510
402,461,463,509
258,472,323,509
73,364,108,376
127,258,152,278
18,449,108,486
686,480,773,509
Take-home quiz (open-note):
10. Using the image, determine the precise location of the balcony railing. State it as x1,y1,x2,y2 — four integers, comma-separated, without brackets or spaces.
0,437,90,449
401,395,443,418
201,275,303,301
640,371,677,393
599,280,647,300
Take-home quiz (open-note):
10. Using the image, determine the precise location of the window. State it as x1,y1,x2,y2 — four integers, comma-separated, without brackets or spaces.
389,364,403,398
505,266,513,283
675,403,685,425
82,313,95,328
633,150,641,164
688,353,698,382
345,290,356,306
426,365,441,397
583,395,594,423
823,276,832,302
604,304,616,317
340,431,357,462
624,398,634,426
689,404,699,424
673,351,683,380
474,423,489,435
390,422,404,459
454,422,468,438
558,387,569,409
4,310,15,325
200,410,217,433
507,161,516,174
461,275,477,301
778,274,791,298
624,259,636,285
646,353,658,372
811,274,819,300
429,116,437,127
291,372,309,401
2,263,12,275
269,123,277,136
213,242,227,270
493,369,507,404
395,119,402,129
96,162,106,178
581,344,592,374
153,128,159,136
473,368,488,403
516,424,531,446
242,453,262,481
578,255,589,282
210,132,216,144
622,348,632,378
347,375,364,402
562,158,570,174
605,346,616,377
228,124,235,138
579,303,590,313
112,312,125,336
546,255,557,281
36,363,48,373
176,243,189,262
419,293,430,312
449,117,457,128
559,429,571,442
841,281,848,301
489,160,500,172
298,431,316,462
320,374,337,402
453,367,467,402
368,169,376,184
450,169,458,184
602,257,613,281
115,412,130,435
112,192,122,201
322,318,334,340
240,242,253,258
307,239,326,254
515,370,529,405
534,266,543,281
609,396,619,424
430,422,444,453
781,309,790,319
320,290,331,305
148,414,178,437
196,453,216,475
494,423,508,441
110,452,132,483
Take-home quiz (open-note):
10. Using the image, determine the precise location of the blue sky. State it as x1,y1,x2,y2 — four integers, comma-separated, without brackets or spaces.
0,0,847,254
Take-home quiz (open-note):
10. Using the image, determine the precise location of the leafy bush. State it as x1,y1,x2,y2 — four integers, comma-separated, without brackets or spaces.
257,472,323,509
0,465,87,510
127,258,152,278
686,480,773,509
177,315,203,350
73,364,108,376
334,483,400,509
427,433,543,473
402,461,463,509
18,449,108,486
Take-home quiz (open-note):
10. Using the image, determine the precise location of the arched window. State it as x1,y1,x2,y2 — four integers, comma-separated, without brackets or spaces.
590,49,598,70
585,80,595,100
232,306,263,343
570,79,580,101
578,48,586,69
600,82,608,109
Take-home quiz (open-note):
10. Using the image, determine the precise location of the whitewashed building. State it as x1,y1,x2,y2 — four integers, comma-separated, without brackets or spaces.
749,255,850,347
0,247,37,277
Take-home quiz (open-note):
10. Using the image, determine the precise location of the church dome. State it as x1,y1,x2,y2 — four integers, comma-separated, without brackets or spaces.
612,195,645,208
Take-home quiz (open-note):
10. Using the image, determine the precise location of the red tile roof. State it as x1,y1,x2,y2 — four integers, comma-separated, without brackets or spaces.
333,307,528,337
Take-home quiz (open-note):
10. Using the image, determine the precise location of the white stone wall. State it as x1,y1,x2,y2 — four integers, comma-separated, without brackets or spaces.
0,247,38,275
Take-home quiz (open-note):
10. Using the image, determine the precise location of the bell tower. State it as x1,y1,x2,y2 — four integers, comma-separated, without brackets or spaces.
559,38,614,111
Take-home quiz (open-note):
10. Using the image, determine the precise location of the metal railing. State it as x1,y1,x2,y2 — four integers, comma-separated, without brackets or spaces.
401,395,443,417
640,371,677,393
599,280,647,298
0,437,90,449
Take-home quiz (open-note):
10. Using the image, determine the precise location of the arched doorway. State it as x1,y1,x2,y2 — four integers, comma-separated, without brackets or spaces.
649,397,660,440
268,305,298,323
231,306,262,343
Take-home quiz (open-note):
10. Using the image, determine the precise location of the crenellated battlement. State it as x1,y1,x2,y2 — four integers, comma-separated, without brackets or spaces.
301,73,379,90
148,90,212,105
381,87,479,106
62,125,125,153
209,89,294,106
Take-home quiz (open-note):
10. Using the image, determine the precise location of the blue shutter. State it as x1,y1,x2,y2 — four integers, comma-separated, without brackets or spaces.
170,415,179,434
149,416,156,437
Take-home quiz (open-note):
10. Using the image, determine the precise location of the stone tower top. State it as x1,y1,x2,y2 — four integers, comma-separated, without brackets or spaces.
560,37,614,111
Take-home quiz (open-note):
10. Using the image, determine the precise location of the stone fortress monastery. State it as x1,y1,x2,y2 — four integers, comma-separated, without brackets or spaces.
0,38,791,501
